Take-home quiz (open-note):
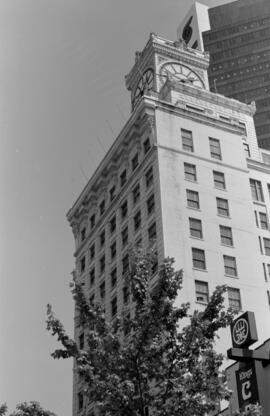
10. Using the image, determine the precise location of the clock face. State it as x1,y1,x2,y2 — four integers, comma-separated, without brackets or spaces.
160,62,204,89
133,68,154,107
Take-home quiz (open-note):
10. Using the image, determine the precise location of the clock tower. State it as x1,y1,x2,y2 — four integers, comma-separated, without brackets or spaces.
125,32,210,112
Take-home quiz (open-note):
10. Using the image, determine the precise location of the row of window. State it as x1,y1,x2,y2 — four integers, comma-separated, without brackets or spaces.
186,188,229,217
182,129,222,160
207,26,270,54
204,17,270,42
79,165,154,272
192,247,238,277
195,280,241,310
211,38,270,63
92,192,155,253
209,50,270,74
184,162,226,189
80,138,152,242
189,217,233,246
81,221,157,276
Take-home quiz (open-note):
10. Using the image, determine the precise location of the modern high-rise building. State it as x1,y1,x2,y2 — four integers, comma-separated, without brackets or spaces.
177,0,270,150
67,31,270,416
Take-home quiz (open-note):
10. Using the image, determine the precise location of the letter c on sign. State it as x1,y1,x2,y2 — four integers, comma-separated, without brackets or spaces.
242,381,252,400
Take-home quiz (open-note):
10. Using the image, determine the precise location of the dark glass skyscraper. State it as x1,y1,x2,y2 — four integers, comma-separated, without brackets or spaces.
203,0,270,149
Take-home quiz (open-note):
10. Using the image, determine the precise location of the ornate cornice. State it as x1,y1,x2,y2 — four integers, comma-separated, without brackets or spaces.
160,79,256,116
67,102,156,225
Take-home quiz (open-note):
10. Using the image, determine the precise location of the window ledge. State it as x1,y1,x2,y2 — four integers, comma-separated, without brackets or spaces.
193,267,208,272
190,235,204,241
214,186,227,191
187,206,201,212
185,178,198,184
253,200,266,207
195,301,208,306
217,214,231,219
224,274,239,278
221,243,234,248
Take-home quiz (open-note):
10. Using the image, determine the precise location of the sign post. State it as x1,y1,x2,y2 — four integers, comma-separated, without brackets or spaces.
227,311,270,414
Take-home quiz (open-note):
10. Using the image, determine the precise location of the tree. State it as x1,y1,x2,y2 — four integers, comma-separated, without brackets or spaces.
47,251,235,416
0,402,56,416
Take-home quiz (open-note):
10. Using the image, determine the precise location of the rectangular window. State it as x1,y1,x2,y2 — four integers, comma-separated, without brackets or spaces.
80,256,86,273
120,169,127,187
195,280,209,303
264,238,270,255
220,225,233,246
184,162,197,181
90,214,95,229
209,137,222,160
254,210,259,227
122,254,129,276
267,291,270,308
134,210,141,232
213,171,226,190
186,189,200,209
267,264,270,280
243,142,250,158
110,215,116,234
132,153,139,171
145,166,153,188
100,281,105,300
263,263,267,282
99,200,105,215
80,227,86,242
132,183,140,205
109,185,116,202
259,212,268,229
250,179,264,202
122,226,128,247
111,297,117,317
121,200,128,220
259,236,263,254
90,244,95,261
144,137,151,154
147,194,155,215
100,255,105,274
224,255,237,276
217,198,229,216
228,287,241,311
192,248,206,270
111,267,117,289
123,286,130,304
181,129,194,152
148,222,157,241
90,268,95,287
100,230,105,248
110,241,116,260
79,333,84,349
189,218,203,239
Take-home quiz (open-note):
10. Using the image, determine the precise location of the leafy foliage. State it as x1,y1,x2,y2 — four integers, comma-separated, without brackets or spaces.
47,252,235,416
234,404,262,416
0,402,56,416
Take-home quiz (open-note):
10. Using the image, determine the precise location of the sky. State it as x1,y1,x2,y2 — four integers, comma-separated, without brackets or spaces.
0,0,234,415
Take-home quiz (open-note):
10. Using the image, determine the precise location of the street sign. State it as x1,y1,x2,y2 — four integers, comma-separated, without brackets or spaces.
236,362,259,411
231,311,258,348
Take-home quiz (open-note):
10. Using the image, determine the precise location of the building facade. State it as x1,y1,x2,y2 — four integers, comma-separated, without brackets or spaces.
177,0,270,150
67,33,270,416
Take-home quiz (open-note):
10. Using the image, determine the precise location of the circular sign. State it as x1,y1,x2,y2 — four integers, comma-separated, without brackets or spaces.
232,318,249,346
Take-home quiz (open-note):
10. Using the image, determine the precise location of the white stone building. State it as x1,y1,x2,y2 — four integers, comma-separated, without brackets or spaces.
67,33,270,415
